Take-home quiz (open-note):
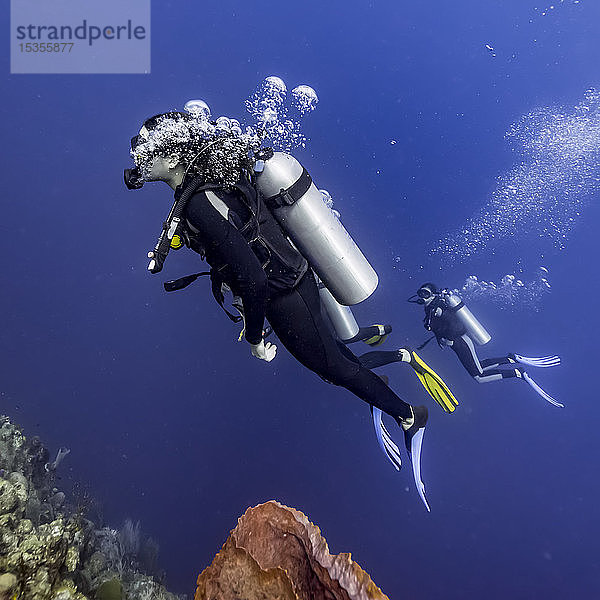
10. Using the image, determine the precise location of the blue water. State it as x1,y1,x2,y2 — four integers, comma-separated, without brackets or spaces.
2,1,600,597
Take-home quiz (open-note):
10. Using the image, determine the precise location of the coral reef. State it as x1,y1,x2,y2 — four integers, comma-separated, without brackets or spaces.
195,501,389,600
0,416,181,600
2,416,391,599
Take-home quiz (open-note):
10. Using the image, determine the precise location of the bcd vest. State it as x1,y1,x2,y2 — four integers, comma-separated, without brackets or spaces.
177,173,308,295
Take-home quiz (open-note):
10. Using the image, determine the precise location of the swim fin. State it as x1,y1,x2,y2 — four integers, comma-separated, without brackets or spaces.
371,405,431,511
371,406,402,471
510,353,561,368
521,371,564,408
363,324,392,347
409,428,429,512
401,405,430,512
408,350,459,413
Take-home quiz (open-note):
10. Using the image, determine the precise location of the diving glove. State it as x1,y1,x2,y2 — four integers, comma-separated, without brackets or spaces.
250,339,277,362
404,349,459,413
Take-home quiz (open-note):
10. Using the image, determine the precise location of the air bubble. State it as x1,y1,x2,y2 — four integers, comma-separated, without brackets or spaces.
264,76,287,96
453,267,552,309
433,88,600,261
291,85,319,115
184,99,211,120
245,76,318,152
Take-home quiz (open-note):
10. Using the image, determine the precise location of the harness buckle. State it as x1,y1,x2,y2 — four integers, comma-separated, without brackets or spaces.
279,188,295,206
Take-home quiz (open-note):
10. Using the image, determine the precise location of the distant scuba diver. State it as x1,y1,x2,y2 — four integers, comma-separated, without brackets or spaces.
123,107,457,510
409,283,563,408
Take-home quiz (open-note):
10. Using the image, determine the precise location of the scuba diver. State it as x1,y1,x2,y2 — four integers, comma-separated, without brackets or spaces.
409,283,563,408
124,107,457,510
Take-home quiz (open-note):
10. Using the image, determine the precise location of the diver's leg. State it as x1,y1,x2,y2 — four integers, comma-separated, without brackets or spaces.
358,350,407,370
266,272,414,420
345,324,392,345
450,333,561,404
453,335,525,383
480,356,514,370
269,273,430,509
360,348,459,413
472,368,520,383
450,334,484,378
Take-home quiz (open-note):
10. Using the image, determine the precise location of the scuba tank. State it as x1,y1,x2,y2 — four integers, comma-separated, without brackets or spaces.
317,278,360,341
442,290,491,346
254,152,378,306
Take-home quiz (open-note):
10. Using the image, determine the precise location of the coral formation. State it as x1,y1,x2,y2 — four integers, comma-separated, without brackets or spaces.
195,501,389,600
2,417,391,599
0,416,181,600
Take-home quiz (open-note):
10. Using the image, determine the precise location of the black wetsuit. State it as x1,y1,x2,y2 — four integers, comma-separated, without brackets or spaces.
182,181,413,419
424,296,520,382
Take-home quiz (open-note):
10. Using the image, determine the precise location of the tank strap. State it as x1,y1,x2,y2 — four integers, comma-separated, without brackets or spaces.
263,167,313,208
446,300,465,313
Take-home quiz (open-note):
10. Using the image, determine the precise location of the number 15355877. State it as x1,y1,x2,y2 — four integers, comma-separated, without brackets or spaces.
19,42,74,52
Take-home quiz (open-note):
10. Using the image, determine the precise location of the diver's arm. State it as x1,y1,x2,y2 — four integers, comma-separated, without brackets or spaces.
186,193,268,346
423,307,434,331
424,300,443,342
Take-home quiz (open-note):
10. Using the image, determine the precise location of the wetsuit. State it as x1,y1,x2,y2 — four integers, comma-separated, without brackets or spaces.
183,181,413,419
424,297,521,382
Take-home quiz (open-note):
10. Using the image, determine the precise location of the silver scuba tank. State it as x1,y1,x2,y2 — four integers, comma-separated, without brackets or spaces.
443,291,492,346
254,152,378,305
317,279,360,341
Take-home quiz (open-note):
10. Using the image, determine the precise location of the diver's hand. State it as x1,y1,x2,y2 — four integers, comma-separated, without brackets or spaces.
250,339,277,362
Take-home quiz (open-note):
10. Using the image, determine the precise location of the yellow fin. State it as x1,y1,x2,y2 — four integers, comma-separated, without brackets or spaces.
411,351,459,413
